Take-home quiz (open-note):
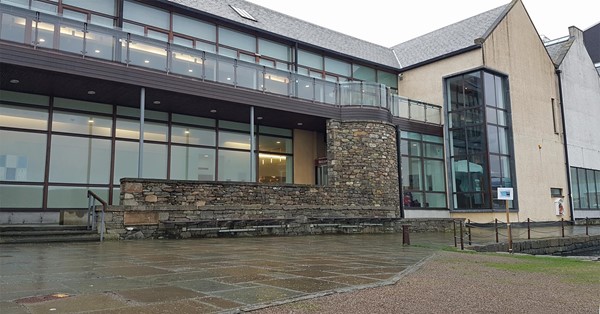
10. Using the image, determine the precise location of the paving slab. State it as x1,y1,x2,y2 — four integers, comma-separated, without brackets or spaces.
0,233,453,312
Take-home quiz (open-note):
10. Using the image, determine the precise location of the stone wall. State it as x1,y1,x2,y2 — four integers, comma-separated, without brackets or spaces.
106,119,405,239
120,120,400,213
471,235,600,255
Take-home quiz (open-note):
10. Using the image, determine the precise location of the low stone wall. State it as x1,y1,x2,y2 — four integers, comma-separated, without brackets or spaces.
471,235,600,255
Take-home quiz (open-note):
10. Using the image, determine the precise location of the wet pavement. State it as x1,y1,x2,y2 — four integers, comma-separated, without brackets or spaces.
0,233,454,313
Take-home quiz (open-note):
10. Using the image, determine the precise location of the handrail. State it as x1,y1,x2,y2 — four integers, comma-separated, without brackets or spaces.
87,190,107,242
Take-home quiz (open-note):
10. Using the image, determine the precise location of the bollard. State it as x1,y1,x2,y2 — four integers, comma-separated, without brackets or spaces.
561,218,565,238
586,217,589,236
527,218,531,240
467,219,472,245
402,224,410,245
453,220,457,247
495,218,499,243
459,221,464,250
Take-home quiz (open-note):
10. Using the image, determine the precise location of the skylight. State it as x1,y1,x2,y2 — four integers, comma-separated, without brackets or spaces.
230,5,257,22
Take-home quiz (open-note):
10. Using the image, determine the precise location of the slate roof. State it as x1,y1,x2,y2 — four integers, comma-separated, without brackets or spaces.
544,37,575,67
391,2,513,69
166,0,400,69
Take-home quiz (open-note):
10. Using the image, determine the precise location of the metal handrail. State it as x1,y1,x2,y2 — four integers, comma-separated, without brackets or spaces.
87,190,107,242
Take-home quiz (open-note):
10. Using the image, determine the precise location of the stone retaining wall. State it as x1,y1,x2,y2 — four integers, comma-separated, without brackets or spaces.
471,235,600,255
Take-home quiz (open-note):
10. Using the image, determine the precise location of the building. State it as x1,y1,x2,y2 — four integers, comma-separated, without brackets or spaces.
392,0,570,222
545,26,600,220
582,22,600,75
0,0,595,232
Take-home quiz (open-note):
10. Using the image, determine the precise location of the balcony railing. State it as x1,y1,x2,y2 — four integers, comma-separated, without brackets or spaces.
0,3,442,125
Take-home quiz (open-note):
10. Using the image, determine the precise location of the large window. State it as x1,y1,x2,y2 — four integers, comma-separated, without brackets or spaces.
447,71,515,210
401,132,447,209
571,167,600,210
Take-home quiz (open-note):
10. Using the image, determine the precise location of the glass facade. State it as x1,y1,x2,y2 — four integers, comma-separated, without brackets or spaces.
571,167,600,210
401,132,447,209
0,91,295,210
447,71,515,210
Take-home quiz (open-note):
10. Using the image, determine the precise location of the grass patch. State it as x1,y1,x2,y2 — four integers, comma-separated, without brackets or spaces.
485,254,600,284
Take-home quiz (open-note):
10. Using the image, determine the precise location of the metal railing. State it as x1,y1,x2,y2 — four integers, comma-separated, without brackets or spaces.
87,190,107,242
0,3,442,125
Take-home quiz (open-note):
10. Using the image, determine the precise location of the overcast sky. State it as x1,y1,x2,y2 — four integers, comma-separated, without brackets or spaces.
246,0,599,47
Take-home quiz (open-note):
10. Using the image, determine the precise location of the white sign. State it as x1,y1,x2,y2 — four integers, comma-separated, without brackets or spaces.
497,188,514,200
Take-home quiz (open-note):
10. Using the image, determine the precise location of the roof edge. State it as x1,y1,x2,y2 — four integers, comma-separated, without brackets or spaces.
399,45,482,72
480,0,519,41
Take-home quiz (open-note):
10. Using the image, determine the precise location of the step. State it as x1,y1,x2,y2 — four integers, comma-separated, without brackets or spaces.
0,225,88,232
0,233,100,244
0,229,96,237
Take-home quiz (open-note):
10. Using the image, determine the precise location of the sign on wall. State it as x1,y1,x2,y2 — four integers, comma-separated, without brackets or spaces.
497,188,514,200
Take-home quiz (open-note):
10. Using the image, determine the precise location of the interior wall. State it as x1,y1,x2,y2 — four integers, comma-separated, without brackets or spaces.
293,129,317,184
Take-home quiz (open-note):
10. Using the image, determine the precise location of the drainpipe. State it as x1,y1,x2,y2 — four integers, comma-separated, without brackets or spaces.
396,125,404,219
556,69,574,222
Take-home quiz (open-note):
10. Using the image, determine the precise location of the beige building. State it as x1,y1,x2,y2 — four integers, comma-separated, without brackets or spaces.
393,0,569,222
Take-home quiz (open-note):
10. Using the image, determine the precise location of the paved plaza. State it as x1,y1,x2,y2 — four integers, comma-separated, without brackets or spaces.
0,233,453,313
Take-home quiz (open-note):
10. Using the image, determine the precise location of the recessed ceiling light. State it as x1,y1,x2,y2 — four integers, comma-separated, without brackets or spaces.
188,69,193,72
9,79,19,84
87,90,96,95
184,129,190,134
226,77,231,81
256,116,263,120
203,154,209,158
88,118,94,123
297,122,303,126
276,141,281,144
210,109,217,113
153,100,161,105
39,38,45,42
144,60,150,63
305,84,310,88
94,49,100,53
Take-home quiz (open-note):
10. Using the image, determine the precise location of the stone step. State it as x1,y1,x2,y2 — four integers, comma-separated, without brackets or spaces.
0,225,100,244
0,234,100,244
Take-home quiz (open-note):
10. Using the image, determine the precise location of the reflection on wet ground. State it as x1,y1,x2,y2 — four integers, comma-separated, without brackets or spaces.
0,233,454,313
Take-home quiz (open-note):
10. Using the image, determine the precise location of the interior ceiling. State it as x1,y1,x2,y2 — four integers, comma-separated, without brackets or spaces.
0,63,326,132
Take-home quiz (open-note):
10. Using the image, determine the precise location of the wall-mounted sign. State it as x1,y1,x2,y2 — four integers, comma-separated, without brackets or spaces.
498,188,514,200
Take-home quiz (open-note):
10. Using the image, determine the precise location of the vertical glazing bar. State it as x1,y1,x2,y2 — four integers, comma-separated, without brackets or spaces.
425,105,428,123
408,100,412,120
250,106,256,182
138,87,145,178
82,23,88,58
33,12,40,48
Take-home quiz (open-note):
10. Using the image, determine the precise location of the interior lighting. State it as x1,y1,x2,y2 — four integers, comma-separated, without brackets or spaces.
226,77,232,81
297,122,303,126
276,141,281,144
256,117,263,120
144,60,150,63
153,100,161,105
94,49,101,53
39,38,46,42
9,79,19,84
184,129,190,134
88,118,94,123
87,90,96,95
210,109,217,113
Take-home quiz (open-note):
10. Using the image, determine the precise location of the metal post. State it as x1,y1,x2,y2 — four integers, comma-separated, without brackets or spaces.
527,218,531,240
459,221,464,250
506,200,513,253
561,218,565,237
402,225,410,245
453,220,457,247
586,217,589,236
467,219,472,245
495,218,499,243
250,106,256,182
138,87,145,177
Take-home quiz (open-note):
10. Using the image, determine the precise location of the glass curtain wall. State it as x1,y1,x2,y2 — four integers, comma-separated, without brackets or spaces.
571,167,600,210
400,131,447,208
0,90,294,210
446,70,515,210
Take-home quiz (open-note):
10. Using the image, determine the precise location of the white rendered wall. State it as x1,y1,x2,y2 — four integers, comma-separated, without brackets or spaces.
561,28,600,171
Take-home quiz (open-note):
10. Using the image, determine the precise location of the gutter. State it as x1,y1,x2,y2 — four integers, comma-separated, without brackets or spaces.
556,69,575,221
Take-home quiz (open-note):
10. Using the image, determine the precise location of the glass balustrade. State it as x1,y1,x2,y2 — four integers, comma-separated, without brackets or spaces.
0,3,442,125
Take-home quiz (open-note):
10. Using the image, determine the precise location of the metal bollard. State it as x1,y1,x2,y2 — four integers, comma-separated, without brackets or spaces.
453,220,457,247
586,217,589,236
459,221,464,250
495,218,499,243
561,218,565,238
527,218,531,240
402,225,410,245
467,219,472,245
